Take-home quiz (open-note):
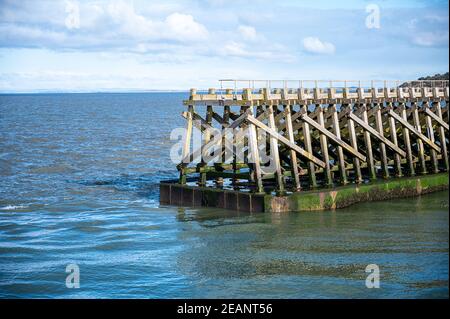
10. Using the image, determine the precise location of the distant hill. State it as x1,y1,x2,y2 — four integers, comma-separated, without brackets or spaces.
418,72,449,81
400,72,449,87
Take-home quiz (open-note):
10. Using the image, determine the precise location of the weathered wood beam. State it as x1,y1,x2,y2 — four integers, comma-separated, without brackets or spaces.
424,107,449,131
388,109,441,153
348,112,407,157
284,105,301,191
267,106,285,193
301,113,366,161
386,102,403,177
246,114,326,168
411,103,427,175
345,105,363,183
424,101,439,173
433,101,449,171
374,103,389,178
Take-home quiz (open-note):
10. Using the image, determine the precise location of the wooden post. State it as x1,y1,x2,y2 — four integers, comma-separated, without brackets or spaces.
331,105,347,185
387,102,403,177
346,104,363,183
433,100,449,171
374,102,389,178
217,103,231,185
424,101,439,173
411,102,427,175
268,105,285,194
284,104,301,191
399,102,415,176
233,99,246,186
199,104,213,185
180,90,196,184
317,104,333,186
245,88,264,193
361,103,377,180
301,105,317,188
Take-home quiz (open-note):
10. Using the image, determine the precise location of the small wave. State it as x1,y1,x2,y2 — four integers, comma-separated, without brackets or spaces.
0,205,27,211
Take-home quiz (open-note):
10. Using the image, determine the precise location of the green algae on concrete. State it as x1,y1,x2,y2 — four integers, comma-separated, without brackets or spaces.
161,173,448,213
265,173,449,212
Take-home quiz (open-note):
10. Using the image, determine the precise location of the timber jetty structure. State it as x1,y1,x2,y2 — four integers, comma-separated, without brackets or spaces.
160,80,449,212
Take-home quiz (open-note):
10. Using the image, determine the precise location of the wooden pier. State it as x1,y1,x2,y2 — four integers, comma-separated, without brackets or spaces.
160,80,449,212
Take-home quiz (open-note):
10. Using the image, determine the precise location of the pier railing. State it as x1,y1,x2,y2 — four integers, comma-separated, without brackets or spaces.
177,80,449,194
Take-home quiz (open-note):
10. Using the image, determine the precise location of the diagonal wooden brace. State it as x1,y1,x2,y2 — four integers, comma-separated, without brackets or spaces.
301,113,366,162
246,114,326,168
388,110,441,153
424,107,449,131
348,112,407,157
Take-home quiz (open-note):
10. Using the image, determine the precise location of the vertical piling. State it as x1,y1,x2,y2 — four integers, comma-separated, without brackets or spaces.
412,102,427,175
346,104,363,183
387,102,403,177
301,104,317,188
317,104,333,186
284,103,301,191
424,101,439,174
374,102,389,178
399,102,415,176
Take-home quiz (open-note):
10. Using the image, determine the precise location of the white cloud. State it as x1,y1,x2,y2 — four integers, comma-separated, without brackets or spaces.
106,2,209,42
407,15,449,47
413,32,449,47
107,0,157,37
238,25,257,41
165,13,209,41
0,0,448,92
0,0,209,48
222,41,294,61
0,24,67,46
302,36,335,55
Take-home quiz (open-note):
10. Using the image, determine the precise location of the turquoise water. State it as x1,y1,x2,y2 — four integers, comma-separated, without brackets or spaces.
0,93,448,298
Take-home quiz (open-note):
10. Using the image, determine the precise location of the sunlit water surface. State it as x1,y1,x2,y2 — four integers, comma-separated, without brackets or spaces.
0,93,448,298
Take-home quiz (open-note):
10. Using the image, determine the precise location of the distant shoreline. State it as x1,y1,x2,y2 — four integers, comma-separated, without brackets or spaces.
0,90,191,94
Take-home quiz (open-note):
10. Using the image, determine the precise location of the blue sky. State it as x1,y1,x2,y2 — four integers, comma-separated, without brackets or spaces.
0,0,448,92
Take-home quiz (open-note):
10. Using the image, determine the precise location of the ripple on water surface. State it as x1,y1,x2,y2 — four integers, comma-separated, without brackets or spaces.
0,93,448,298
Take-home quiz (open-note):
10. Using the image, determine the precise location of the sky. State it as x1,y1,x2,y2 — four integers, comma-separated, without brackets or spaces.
0,0,448,92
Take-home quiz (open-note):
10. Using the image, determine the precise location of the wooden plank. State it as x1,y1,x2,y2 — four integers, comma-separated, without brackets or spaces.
284,105,301,191
277,108,304,132
179,110,249,167
412,103,427,174
182,112,235,157
223,105,231,167
424,107,449,131
433,101,449,171
215,104,231,185
349,112,407,157
360,104,376,180
183,87,449,107
268,106,285,193
331,105,348,184
212,112,228,127
247,105,264,193
199,105,213,185
374,104,389,178
388,109,441,153
301,114,366,161
317,105,333,186
179,105,194,184
346,105,362,183
246,114,326,168
424,102,439,173
387,102,403,177
398,104,415,176
300,105,318,187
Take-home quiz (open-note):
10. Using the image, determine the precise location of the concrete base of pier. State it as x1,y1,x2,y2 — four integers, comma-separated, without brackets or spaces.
160,173,448,213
